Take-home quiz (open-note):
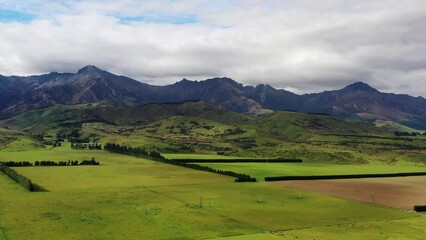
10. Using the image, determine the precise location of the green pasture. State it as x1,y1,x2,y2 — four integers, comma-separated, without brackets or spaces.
201,162,426,180
278,217,426,240
209,233,282,240
0,146,421,239
0,230,6,240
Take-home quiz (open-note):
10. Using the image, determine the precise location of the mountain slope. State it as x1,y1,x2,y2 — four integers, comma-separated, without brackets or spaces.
0,101,250,135
0,66,156,113
1,66,425,129
300,82,426,121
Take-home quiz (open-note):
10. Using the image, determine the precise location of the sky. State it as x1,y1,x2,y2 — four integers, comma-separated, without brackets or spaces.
0,0,425,96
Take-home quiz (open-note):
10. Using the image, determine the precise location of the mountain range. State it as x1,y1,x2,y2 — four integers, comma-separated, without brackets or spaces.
1,65,425,129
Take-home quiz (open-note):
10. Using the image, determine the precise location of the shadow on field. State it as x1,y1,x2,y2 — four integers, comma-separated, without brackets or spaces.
32,183,49,192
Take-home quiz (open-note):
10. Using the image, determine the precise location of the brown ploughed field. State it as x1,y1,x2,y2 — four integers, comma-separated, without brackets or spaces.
277,176,426,209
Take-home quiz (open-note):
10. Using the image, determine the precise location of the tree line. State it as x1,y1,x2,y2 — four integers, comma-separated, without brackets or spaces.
0,162,33,191
104,143,164,161
1,158,100,167
71,143,103,150
394,131,426,137
43,140,62,147
104,143,256,182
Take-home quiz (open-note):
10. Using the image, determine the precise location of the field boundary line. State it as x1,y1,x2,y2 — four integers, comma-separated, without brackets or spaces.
265,172,426,181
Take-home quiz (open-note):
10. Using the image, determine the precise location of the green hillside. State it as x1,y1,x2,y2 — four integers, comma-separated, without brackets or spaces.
252,111,387,140
0,128,42,151
0,102,250,136
0,104,97,136
2,102,425,164
374,119,425,133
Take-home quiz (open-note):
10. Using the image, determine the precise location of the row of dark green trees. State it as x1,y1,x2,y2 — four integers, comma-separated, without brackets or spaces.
104,143,164,161
0,162,33,191
71,143,103,150
394,131,426,137
1,159,100,167
104,143,256,182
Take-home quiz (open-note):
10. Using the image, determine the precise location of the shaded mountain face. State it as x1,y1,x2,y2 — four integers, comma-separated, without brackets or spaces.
300,82,426,122
0,66,157,113
0,66,425,129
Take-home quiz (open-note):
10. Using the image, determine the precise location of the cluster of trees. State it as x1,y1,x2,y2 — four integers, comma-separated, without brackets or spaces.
80,158,100,165
35,160,78,166
34,159,99,166
43,140,62,147
1,159,100,167
71,143,102,150
0,162,33,191
225,138,257,149
104,143,164,161
221,127,246,136
104,143,257,182
394,131,426,137
1,161,33,167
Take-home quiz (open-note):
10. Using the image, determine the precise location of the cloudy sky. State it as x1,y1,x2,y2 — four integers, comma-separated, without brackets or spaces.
0,0,425,96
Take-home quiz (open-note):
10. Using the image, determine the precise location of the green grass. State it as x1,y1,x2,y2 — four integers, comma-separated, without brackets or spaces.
0,229,6,240
200,162,426,180
209,233,282,240
0,145,419,239
374,119,425,133
0,128,42,151
277,217,426,240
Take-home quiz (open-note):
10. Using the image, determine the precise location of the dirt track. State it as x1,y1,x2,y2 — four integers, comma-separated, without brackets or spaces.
277,176,426,209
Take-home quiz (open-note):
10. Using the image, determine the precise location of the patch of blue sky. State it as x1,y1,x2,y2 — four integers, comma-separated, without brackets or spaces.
118,14,198,25
0,8,35,22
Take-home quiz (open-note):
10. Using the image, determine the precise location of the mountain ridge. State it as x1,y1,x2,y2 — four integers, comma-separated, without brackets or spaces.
1,65,425,129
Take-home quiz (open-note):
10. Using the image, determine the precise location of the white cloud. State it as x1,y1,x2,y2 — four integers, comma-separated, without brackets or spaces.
0,0,425,97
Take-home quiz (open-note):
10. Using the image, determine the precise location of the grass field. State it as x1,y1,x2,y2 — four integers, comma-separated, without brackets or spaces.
210,233,282,240
276,217,426,240
1,144,423,239
0,229,6,240
200,162,426,180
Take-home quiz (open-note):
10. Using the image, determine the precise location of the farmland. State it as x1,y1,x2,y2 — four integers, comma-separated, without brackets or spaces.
277,176,426,209
1,144,424,239
0,103,426,239
199,162,426,180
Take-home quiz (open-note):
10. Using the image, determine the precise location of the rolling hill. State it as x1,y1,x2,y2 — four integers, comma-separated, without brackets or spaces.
1,101,424,163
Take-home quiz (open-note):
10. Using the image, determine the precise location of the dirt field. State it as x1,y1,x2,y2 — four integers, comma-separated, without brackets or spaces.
277,176,426,209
